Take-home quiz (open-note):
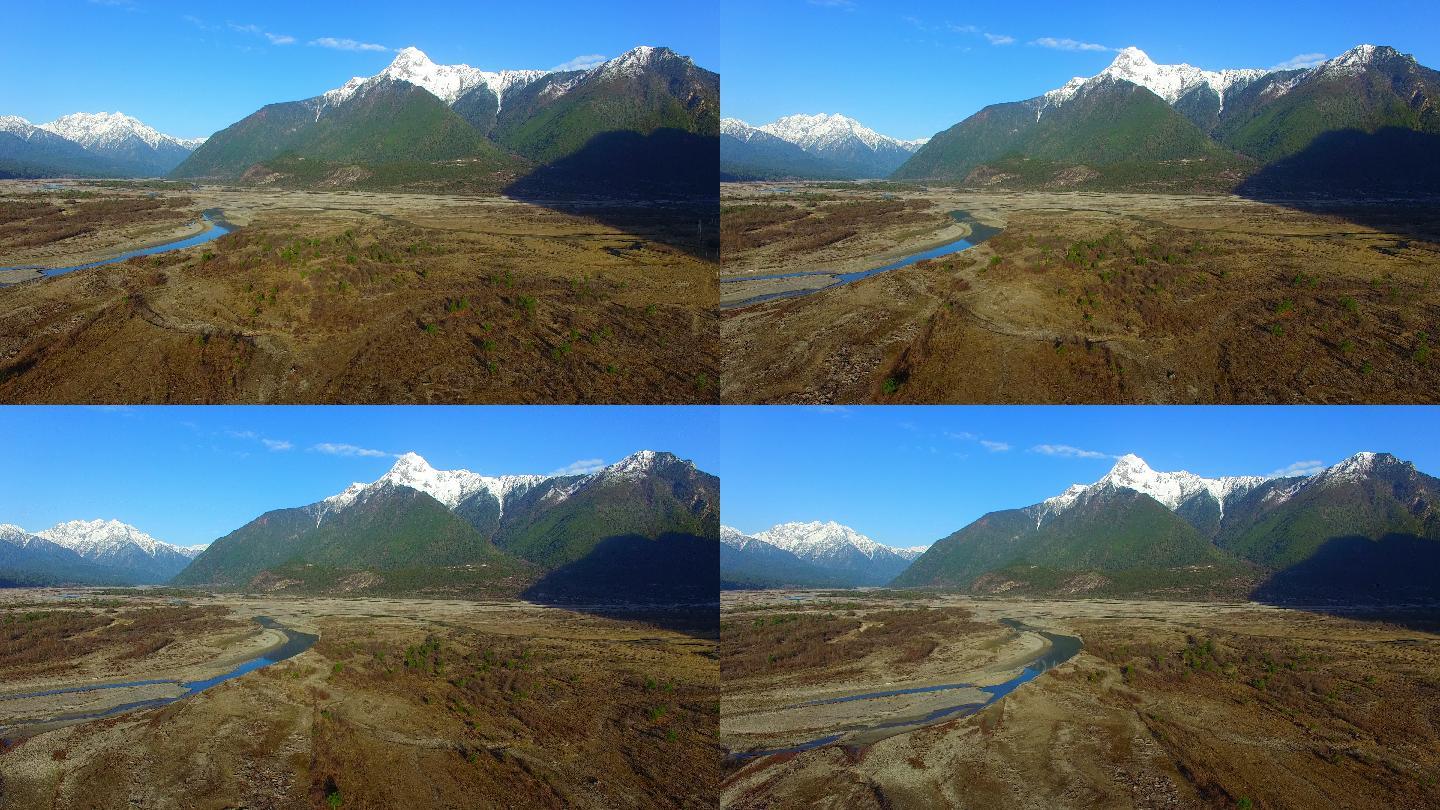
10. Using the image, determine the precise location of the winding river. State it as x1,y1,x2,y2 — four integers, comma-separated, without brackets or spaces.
720,209,1003,309
730,619,1082,760
0,208,233,284
0,616,316,742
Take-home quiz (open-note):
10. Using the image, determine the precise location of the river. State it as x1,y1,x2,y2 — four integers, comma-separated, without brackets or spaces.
0,616,316,742
720,209,1003,309
729,618,1082,760
0,208,233,284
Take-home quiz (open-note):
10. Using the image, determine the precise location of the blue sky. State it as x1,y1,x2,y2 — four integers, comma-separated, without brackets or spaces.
717,406,1440,549
0,406,718,548
722,0,1440,140
3,0,718,139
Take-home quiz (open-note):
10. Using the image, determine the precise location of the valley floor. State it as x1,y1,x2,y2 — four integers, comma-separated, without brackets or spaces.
0,588,719,809
0,180,718,404
721,590,1440,810
720,182,1440,403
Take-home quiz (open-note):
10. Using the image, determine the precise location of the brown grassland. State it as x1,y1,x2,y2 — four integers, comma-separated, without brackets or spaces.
720,183,1440,404
0,590,719,809
0,182,718,404
720,591,1440,810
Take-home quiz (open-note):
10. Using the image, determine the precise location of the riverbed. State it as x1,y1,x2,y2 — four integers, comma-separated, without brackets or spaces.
728,618,1083,759
0,616,316,742
0,209,232,286
720,209,1002,309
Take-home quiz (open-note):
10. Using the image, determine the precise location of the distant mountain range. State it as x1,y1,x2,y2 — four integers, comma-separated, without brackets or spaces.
721,113,926,180
891,43,1440,194
721,520,924,588
0,112,205,179
174,450,718,602
895,452,1440,601
0,519,200,586
173,45,718,196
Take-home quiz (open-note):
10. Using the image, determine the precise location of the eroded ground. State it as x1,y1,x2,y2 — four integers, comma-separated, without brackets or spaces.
721,183,1440,403
0,588,719,809
0,181,718,404
721,590,1440,810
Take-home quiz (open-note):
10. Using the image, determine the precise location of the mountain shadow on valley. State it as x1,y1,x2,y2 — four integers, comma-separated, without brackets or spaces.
503,128,719,260
1236,127,1440,242
1252,532,1440,603
521,532,719,637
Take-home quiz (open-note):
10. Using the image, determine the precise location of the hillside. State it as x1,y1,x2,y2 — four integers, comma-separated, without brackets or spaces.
173,450,718,602
893,452,1440,602
894,44,1440,194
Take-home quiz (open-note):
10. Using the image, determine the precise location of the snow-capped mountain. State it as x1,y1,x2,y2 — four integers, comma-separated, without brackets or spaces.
0,111,205,178
0,518,199,584
176,43,716,197
902,449,1440,601
893,545,930,561
39,112,202,153
319,46,549,112
311,450,695,527
0,116,56,142
314,452,549,525
315,45,694,118
1031,454,1270,528
721,525,851,589
722,113,925,179
39,519,194,566
1038,47,1266,120
175,449,718,601
757,113,925,155
749,520,916,586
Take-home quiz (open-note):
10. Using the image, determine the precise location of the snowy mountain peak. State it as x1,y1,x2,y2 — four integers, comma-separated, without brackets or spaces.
1318,451,1409,483
1320,45,1406,76
375,452,489,508
755,520,896,561
758,112,917,153
319,452,556,522
374,46,487,104
720,117,760,141
38,111,199,152
603,449,677,478
37,519,185,559
592,46,681,80
320,47,553,111
1039,46,1267,117
1032,455,1270,525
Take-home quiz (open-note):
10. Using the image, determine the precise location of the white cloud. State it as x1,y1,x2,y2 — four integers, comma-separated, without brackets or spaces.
947,24,980,34
1031,444,1116,460
980,440,1012,452
551,458,606,476
313,442,391,458
261,439,293,452
985,33,1016,46
943,430,977,441
1267,459,1326,478
310,37,391,52
228,22,295,46
552,53,608,72
1271,52,1327,71
1031,37,1113,52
